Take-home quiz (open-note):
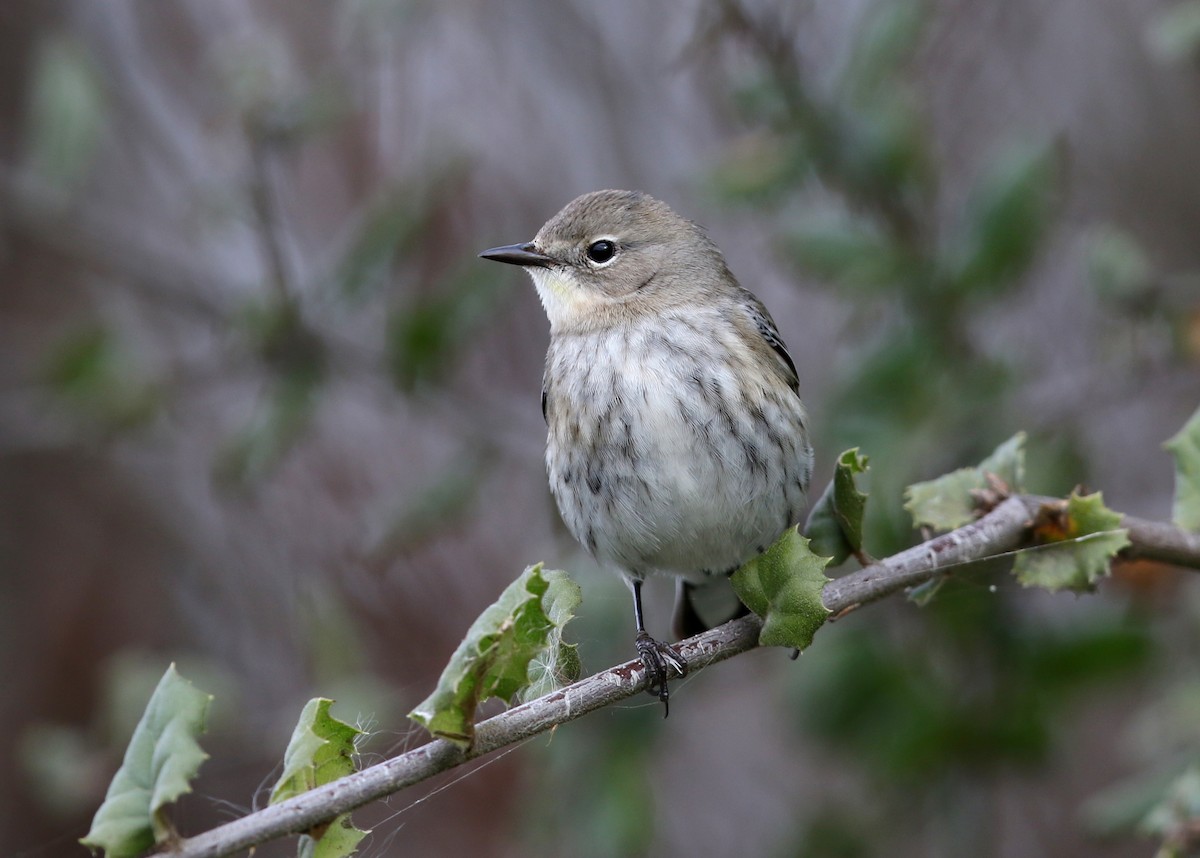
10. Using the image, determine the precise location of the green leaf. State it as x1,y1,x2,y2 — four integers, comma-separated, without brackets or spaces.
904,432,1026,531
370,454,488,557
1147,0,1200,62
303,815,370,858
335,191,433,301
709,132,808,204
949,143,1055,298
387,267,503,392
830,448,869,555
215,371,321,486
271,699,362,803
976,433,1027,491
1087,226,1153,307
840,100,927,195
409,564,582,748
19,723,100,818
1014,492,1130,592
271,699,367,858
731,528,832,651
841,0,925,104
27,36,105,190
80,664,212,858
44,326,160,429
213,299,329,485
46,326,113,396
781,212,914,292
805,448,870,566
335,163,469,301
1165,406,1200,531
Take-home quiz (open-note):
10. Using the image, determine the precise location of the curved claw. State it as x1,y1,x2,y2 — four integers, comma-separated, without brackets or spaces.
635,631,688,717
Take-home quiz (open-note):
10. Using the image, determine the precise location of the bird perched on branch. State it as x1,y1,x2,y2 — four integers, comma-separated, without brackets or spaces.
481,190,812,713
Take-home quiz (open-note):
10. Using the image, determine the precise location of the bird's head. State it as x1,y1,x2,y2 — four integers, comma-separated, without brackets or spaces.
480,190,726,332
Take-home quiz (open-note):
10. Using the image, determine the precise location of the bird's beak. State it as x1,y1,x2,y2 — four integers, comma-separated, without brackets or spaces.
479,242,556,268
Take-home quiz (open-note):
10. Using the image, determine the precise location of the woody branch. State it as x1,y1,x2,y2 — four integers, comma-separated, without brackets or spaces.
162,494,1200,858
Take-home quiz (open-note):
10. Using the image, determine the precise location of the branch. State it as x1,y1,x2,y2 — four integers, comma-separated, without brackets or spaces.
0,168,234,322
824,494,1030,612
1104,507,1200,571
247,135,297,303
162,495,1199,858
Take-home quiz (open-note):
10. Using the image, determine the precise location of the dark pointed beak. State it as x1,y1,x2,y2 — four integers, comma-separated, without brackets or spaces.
478,242,556,268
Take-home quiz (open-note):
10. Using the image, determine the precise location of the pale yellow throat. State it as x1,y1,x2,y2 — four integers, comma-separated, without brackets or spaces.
528,268,606,331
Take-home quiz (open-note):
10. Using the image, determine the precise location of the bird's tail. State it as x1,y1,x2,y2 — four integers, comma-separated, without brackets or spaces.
672,576,750,639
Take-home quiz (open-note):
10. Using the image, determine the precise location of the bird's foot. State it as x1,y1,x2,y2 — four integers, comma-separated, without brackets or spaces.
635,631,688,717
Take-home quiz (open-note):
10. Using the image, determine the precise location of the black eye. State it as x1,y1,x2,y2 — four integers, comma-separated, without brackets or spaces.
586,240,616,264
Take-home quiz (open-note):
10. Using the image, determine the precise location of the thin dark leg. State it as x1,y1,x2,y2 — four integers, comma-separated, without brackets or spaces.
633,579,649,634
630,579,687,717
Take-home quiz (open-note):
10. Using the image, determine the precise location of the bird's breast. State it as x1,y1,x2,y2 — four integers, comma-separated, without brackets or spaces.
541,314,812,579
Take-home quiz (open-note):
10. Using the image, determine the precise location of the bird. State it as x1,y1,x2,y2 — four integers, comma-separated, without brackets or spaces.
480,189,812,714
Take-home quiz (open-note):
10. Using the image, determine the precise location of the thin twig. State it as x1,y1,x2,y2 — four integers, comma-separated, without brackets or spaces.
247,136,296,302
160,494,1200,858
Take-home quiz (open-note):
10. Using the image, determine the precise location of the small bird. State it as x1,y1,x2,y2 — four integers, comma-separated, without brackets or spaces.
481,190,812,713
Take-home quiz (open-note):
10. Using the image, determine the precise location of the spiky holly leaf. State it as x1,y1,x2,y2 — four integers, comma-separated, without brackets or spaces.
80,664,212,858
271,699,366,858
271,698,361,801
1014,492,1130,592
304,816,370,858
1165,406,1200,531
523,578,584,703
731,528,832,651
904,432,1026,531
409,564,581,748
805,448,870,566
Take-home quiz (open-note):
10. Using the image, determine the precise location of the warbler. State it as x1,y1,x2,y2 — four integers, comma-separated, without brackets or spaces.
481,190,812,713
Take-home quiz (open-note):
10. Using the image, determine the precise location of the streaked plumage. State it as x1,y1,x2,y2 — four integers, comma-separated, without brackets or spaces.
481,190,812,712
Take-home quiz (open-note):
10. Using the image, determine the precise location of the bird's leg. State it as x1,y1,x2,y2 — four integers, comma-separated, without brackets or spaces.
631,579,687,716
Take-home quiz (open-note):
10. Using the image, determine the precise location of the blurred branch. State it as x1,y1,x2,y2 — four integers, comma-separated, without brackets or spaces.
712,0,924,242
159,495,1200,858
247,136,296,301
0,168,234,322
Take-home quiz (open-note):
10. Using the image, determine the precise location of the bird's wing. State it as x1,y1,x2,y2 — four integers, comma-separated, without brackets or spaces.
743,296,800,395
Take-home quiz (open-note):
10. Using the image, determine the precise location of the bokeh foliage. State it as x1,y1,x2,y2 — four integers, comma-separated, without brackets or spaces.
12,2,1200,856
697,2,1187,854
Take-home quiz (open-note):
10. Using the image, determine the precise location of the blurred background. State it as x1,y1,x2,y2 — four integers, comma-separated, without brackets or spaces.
3,1,1200,856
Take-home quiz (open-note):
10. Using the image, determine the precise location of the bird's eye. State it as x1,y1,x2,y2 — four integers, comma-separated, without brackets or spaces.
586,240,616,264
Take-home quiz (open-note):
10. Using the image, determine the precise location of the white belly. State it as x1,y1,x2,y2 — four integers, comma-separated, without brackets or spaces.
544,321,811,581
